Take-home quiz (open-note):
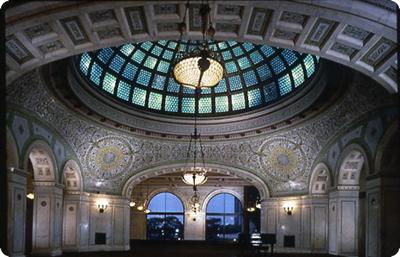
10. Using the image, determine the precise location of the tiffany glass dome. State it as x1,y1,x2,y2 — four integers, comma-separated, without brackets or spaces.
76,40,319,116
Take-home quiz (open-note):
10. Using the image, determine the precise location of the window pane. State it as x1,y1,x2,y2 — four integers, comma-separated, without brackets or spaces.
165,192,184,212
207,194,224,213
148,193,166,212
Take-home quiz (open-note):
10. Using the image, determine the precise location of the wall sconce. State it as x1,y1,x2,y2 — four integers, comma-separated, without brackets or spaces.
96,199,108,213
26,193,35,200
246,207,256,212
283,206,294,215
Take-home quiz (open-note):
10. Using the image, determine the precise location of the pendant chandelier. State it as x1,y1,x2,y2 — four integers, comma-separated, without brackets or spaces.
172,0,224,89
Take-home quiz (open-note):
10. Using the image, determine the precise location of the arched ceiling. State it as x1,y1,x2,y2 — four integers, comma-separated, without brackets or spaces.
5,1,398,93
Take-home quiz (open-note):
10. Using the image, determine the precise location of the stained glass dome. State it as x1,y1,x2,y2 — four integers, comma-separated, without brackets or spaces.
76,40,319,116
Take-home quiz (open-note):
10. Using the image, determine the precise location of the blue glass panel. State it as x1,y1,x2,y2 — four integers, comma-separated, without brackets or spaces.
182,86,195,94
228,75,242,91
181,97,195,113
260,45,274,57
271,56,286,75
201,87,211,94
110,54,125,73
148,92,163,110
221,50,232,61
247,88,261,107
215,96,229,112
90,62,102,85
137,69,151,86
167,79,180,93
264,82,278,102
152,74,166,90
162,50,174,60
167,41,177,49
120,44,134,56
232,46,244,57
122,63,138,80
225,61,238,74
199,97,212,113
151,46,163,56
278,74,292,95
257,64,272,81
102,73,116,94
217,42,228,50
292,64,304,88
242,42,254,52
117,81,131,101
132,87,147,106
157,60,170,73
132,50,145,64
141,41,153,51
250,51,263,65
304,55,315,77
214,78,227,93
143,56,157,69
231,93,245,110
158,40,168,46
97,48,114,64
80,53,91,75
237,56,251,70
243,70,258,87
281,49,297,66
227,41,237,47
165,95,179,112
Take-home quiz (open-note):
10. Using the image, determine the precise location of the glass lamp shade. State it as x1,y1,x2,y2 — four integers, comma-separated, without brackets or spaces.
173,56,224,89
182,168,208,185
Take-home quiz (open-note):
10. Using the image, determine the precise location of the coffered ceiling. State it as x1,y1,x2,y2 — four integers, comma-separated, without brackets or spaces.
5,1,398,93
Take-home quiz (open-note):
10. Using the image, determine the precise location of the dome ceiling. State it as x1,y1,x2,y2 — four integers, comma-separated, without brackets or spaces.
76,40,319,117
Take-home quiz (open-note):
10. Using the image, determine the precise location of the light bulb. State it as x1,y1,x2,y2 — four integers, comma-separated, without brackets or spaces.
129,201,136,207
26,193,34,200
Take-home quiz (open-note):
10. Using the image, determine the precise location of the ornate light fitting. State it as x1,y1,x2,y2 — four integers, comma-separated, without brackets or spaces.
96,199,108,213
173,1,224,89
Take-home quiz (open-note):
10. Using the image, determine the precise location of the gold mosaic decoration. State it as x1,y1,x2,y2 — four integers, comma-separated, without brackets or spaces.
95,145,124,172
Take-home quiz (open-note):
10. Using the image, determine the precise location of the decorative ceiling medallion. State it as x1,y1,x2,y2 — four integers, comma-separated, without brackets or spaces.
86,137,134,179
258,138,306,182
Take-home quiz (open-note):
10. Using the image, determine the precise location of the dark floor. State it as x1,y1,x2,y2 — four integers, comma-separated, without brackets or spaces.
48,241,342,257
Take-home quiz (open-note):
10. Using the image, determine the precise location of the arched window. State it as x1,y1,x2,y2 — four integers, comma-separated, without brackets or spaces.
146,192,184,240
206,193,242,241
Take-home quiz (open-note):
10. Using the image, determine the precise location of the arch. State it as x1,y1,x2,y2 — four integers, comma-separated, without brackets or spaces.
138,187,187,211
62,159,83,192
335,144,370,187
309,162,331,195
122,163,270,201
147,192,185,213
202,189,244,212
23,140,58,183
6,127,19,169
374,120,399,174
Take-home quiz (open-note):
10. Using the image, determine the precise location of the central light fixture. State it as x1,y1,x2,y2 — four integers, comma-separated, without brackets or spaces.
173,1,224,89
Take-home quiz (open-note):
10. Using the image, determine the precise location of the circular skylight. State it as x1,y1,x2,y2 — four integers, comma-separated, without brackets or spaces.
76,40,319,116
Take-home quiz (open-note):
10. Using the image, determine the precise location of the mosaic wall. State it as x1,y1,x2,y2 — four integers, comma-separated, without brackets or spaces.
6,68,397,196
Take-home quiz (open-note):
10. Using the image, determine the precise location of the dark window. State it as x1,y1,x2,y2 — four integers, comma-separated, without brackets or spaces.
146,192,184,240
206,193,242,241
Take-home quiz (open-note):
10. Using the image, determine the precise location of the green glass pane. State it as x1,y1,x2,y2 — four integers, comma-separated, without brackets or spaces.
102,73,116,94
165,95,179,112
231,93,245,111
148,92,163,110
117,81,131,101
199,97,212,114
215,96,229,112
132,87,147,106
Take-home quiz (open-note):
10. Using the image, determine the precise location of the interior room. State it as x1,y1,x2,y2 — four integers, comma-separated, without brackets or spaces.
3,1,399,257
